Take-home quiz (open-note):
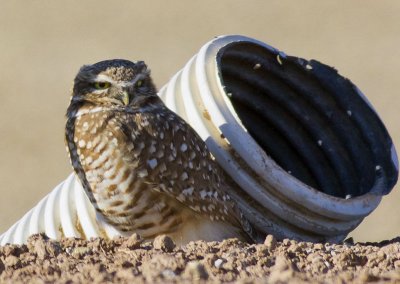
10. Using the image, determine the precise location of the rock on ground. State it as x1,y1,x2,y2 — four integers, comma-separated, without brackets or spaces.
0,233,399,283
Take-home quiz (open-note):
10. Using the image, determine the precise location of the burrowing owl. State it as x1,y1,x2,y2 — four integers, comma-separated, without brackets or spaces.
65,59,258,244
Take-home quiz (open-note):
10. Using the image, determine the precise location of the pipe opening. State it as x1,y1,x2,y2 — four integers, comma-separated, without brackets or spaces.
217,42,398,198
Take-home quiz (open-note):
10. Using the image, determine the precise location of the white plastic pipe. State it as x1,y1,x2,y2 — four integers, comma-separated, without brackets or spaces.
158,35,397,242
0,174,125,245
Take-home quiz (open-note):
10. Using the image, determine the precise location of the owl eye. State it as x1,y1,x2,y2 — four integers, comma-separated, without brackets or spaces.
136,80,143,87
94,82,111,90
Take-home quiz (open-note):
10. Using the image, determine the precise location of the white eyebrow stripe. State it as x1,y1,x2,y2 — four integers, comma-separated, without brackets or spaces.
118,81,133,87
93,74,117,84
93,72,148,86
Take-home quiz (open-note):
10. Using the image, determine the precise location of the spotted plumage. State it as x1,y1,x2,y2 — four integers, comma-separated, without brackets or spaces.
65,59,258,244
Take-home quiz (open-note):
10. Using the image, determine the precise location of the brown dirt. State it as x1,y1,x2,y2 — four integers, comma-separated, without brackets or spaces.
1,1,400,245
1,234,399,283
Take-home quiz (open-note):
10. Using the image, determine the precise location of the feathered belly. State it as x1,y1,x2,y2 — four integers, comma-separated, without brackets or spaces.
85,173,186,240
76,139,179,239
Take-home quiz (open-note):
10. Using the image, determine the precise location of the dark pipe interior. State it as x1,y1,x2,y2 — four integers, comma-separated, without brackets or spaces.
218,42,398,198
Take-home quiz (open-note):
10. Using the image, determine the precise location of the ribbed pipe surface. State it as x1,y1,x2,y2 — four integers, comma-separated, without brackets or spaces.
0,174,125,245
158,35,398,242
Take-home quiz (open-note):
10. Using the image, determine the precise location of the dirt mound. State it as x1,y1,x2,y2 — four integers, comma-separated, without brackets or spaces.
0,234,399,283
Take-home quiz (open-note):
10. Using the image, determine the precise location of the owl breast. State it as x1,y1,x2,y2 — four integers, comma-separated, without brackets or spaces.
71,107,189,239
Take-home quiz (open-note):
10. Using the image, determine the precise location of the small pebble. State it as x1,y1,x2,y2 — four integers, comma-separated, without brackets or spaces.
153,235,176,252
123,233,143,249
264,234,277,250
214,258,224,268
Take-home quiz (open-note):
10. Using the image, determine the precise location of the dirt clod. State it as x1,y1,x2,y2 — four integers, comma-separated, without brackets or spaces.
264,234,277,250
3,255,19,267
153,235,176,252
122,233,142,250
0,234,400,283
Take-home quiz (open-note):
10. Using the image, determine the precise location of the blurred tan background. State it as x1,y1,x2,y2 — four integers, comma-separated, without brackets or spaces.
0,1,398,242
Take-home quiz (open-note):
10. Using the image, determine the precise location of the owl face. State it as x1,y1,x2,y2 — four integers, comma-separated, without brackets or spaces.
70,59,157,111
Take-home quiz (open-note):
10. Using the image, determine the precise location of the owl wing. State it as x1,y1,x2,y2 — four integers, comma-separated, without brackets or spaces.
120,110,240,223
120,108,260,242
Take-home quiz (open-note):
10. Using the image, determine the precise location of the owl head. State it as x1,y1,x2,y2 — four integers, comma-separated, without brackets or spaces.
67,59,158,117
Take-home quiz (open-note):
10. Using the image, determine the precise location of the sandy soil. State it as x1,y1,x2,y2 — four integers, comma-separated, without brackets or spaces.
0,234,399,283
0,1,399,244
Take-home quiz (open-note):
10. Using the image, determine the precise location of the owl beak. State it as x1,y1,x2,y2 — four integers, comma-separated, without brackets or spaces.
116,91,130,106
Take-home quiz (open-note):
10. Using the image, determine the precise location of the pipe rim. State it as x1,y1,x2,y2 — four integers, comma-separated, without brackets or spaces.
194,34,390,218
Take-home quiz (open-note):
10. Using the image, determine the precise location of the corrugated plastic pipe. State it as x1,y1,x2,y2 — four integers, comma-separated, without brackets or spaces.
0,35,398,245
0,174,127,245
158,35,398,242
